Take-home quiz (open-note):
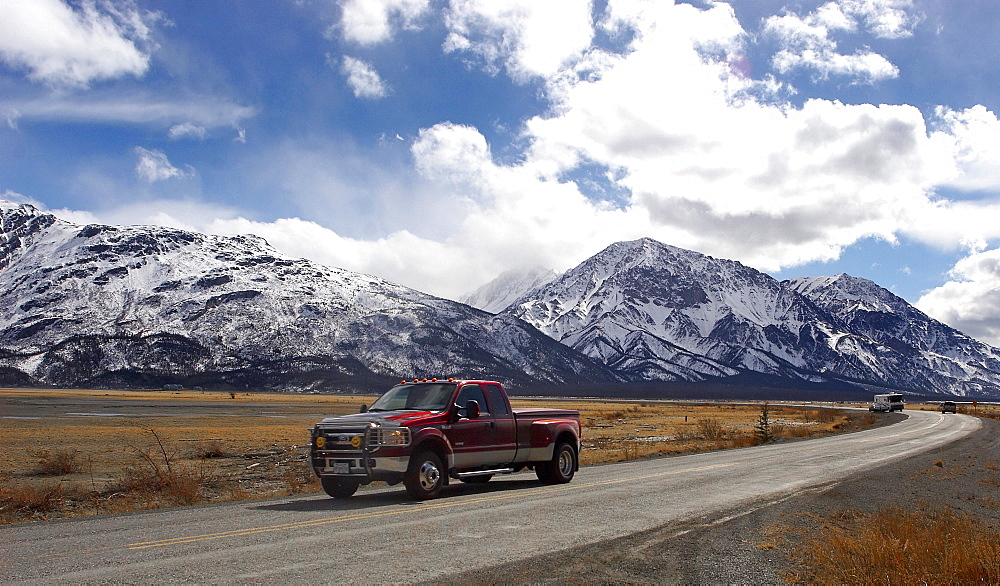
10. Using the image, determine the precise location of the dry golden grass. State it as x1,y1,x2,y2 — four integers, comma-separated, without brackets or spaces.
784,507,1000,584
523,399,868,465
0,388,371,523
0,389,876,524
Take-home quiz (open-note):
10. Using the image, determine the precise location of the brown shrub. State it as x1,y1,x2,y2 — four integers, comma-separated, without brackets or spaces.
196,440,229,459
34,449,82,476
698,418,725,441
112,462,208,507
724,432,757,449
0,480,67,522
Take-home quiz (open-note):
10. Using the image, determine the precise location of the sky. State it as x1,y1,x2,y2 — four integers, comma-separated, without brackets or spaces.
2,0,1000,345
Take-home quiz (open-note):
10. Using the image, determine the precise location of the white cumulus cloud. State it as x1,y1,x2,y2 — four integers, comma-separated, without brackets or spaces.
763,0,916,82
134,147,191,183
443,0,595,81
339,56,390,99
929,105,1000,192
337,0,430,45
918,248,1000,346
0,0,156,87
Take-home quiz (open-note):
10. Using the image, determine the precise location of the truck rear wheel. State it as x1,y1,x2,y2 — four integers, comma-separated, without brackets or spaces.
321,477,360,498
404,451,444,500
536,442,576,485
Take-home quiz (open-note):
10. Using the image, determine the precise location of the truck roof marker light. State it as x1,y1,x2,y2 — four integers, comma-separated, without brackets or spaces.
448,378,454,381
412,378,418,382
431,378,438,382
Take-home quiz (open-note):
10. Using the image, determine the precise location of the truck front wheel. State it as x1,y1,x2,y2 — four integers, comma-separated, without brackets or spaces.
404,451,444,500
536,442,577,485
321,477,360,498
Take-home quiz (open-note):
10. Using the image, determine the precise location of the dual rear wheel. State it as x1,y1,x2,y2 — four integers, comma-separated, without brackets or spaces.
536,442,577,485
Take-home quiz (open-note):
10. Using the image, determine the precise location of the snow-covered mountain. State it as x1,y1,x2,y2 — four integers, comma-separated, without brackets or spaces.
461,266,557,314
0,202,618,391
5,201,999,397
788,274,1000,396
506,238,1000,397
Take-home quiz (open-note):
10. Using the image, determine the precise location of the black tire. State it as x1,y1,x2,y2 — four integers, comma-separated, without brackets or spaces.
404,451,444,500
321,477,360,498
459,474,493,484
536,442,577,485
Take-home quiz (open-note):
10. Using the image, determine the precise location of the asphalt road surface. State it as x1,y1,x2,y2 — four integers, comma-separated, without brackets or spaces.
1,409,979,583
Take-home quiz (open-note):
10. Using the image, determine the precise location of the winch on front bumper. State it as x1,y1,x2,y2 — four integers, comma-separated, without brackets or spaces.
310,422,412,480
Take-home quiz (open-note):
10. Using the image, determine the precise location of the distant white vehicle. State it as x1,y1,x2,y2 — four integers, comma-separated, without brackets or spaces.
870,393,905,412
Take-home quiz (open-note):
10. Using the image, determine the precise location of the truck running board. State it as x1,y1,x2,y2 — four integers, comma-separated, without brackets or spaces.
454,468,514,479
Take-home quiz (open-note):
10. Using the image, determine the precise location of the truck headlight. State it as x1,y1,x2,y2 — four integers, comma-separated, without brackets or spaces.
371,427,410,446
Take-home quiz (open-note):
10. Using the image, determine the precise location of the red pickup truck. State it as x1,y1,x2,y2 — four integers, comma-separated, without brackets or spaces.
310,379,581,500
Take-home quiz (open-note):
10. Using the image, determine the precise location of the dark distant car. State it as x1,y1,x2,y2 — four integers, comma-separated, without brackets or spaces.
941,401,957,414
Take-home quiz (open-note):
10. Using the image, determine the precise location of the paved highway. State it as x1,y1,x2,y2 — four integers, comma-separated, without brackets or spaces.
0,409,979,583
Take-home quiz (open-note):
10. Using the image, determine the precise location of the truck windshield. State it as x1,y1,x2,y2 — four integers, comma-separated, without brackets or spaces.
369,383,456,412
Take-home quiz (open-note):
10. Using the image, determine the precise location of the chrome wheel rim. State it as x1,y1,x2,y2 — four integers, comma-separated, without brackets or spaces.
557,447,574,477
418,460,440,490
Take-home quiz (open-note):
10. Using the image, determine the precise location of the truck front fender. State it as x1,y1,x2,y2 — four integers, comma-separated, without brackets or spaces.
409,427,454,470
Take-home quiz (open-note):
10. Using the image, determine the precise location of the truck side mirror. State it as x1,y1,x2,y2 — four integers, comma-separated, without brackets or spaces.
465,400,480,420
359,404,368,413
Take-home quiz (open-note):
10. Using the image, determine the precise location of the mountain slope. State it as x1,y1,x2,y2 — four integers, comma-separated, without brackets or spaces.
507,238,1000,396
460,266,558,313
788,274,1000,396
0,202,619,391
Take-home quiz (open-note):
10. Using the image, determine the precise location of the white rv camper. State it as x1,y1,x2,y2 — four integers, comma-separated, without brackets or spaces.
870,393,905,412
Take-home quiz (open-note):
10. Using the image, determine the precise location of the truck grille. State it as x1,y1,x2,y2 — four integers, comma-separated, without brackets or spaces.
312,423,410,461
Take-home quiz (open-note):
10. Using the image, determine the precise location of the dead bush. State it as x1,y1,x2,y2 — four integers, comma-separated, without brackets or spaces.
196,440,229,459
34,449,82,476
724,432,757,449
110,428,212,507
698,418,725,441
0,480,67,522
112,462,208,506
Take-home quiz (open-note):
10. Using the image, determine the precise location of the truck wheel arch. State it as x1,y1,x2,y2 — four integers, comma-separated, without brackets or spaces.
409,438,452,475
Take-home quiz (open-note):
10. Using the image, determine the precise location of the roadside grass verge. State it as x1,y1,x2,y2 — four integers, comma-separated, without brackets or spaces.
781,506,1000,584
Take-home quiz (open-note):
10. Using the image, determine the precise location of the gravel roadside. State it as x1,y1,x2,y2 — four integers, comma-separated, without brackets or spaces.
438,415,1000,585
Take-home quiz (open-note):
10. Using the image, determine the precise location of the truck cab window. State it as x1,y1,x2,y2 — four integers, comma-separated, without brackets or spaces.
486,384,510,416
455,384,490,417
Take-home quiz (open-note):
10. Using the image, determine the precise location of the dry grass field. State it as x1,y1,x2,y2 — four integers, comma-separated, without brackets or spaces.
0,388,879,525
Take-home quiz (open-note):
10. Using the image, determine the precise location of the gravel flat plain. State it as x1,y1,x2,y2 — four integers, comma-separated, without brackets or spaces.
442,415,1000,584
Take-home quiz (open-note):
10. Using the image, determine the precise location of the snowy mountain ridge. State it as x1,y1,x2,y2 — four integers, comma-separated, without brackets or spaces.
0,202,618,391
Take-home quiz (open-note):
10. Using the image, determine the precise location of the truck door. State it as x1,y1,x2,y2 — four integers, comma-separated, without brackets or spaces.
446,384,513,468
484,383,516,465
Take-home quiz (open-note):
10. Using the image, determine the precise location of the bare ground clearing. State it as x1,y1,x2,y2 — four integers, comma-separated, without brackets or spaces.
1,388,889,524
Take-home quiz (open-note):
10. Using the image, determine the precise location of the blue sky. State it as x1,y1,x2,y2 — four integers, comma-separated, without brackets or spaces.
2,0,1000,345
